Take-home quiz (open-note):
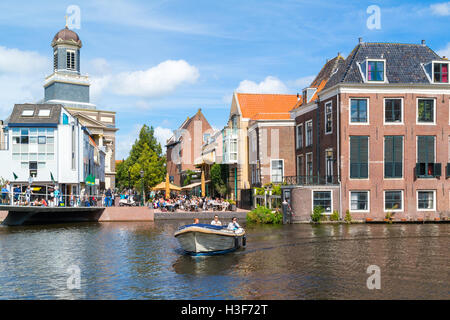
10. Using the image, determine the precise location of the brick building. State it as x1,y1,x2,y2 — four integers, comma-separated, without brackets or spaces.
166,109,213,187
285,40,450,221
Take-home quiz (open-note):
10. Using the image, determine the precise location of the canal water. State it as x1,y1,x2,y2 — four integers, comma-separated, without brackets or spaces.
0,221,448,299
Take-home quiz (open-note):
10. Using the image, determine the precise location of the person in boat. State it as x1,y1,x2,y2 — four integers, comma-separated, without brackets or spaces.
227,217,241,231
211,215,222,226
193,218,200,224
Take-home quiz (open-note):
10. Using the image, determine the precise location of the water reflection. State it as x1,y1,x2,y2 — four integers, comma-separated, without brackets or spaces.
0,222,448,299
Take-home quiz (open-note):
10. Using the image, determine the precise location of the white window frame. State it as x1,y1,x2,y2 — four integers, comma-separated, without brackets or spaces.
416,190,436,211
365,59,387,83
311,190,333,215
349,190,370,213
349,98,370,125
432,61,449,84
270,159,284,183
297,154,304,177
325,101,333,134
296,123,303,149
383,135,404,180
66,50,76,71
415,135,436,164
383,98,404,125
21,110,34,117
416,98,436,125
305,120,313,146
348,136,370,181
383,190,404,212
306,152,313,179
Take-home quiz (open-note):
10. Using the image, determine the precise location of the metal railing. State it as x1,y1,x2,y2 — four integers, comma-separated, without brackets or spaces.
0,191,121,208
283,175,340,186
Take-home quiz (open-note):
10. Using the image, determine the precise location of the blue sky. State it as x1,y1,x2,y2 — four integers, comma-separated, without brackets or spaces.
0,0,449,159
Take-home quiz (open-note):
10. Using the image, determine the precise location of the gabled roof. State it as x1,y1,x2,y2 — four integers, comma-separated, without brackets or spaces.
292,55,344,110
325,42,447,89
8,104,62,125
235,93,299,120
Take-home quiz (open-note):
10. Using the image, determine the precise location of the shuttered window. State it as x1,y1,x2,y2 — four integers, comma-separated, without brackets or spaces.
384,136,403,178
350,136,368,178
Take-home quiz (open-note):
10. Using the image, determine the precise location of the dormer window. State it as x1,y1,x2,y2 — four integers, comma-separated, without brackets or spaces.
21,110,34,117
433,62,448,83
367,60,385,82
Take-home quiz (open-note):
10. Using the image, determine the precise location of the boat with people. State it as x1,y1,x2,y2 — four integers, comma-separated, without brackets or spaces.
174,220,246,256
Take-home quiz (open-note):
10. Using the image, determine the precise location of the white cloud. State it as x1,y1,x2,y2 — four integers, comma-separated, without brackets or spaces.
110,60,199,97
0,46,49,74
437,43,450,58
0,46,50,118
430,2,450,16
154,126,174,149
236,76,289,94
288,75,316,90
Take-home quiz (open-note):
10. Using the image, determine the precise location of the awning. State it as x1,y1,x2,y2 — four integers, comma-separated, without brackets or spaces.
152,182,182,191
181,180,211,190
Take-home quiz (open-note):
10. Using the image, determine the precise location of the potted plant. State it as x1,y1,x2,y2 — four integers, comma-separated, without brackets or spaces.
227,199,237,211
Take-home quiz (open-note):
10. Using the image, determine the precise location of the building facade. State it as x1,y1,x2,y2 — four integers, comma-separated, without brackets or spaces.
166,109,213,187
286,40,450,221
0,104,105,202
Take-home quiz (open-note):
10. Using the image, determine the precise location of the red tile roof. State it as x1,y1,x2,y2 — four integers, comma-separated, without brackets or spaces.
236,93,299,120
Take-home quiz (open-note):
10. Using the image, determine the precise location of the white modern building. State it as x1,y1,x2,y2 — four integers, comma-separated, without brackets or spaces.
0,103,105,202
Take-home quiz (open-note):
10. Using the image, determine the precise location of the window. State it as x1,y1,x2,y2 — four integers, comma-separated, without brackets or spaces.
21,110,34,117
417,191,435,210
230,139,237,161
384,136,403,178
296,124,303,149
203,133,210,143
350,191,369,211
325,149,334,183
325,102,332,133
433,63,448,83
367,60,385,81
53,50,58,71
385,191,403,211
416,136,439,177
306,120,313,146
63,113,69,125
29,161,37,178
67,50,76,70
297,155,304,177
306,153,313,182
384,99,402,123
350,99,368,123
417,99,435,123
313,191,332,213
271,159,284,183
350,136,368,178
38,109,51,117
38,136,46,144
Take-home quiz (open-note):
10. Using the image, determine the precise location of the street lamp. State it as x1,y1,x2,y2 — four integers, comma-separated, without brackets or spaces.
140,169,145,206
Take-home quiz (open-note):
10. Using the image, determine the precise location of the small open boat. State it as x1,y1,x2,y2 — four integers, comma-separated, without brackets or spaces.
174,223,246,256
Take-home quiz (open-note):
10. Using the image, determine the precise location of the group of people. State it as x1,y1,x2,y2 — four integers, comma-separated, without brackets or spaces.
152,195,232,212
193,215,242,231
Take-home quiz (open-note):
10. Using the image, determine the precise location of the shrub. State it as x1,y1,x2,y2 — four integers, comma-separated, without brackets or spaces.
330,210,340,221
344,210,352,223
311,206,325,223
247,205,282,224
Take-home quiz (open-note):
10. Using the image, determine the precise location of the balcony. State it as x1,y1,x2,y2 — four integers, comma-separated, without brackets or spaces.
283,175,340,186
415,163,441,178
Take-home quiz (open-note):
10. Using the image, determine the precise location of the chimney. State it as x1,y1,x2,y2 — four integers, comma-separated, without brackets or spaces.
297,93,300,101
421,40,426,46
358,37,363,44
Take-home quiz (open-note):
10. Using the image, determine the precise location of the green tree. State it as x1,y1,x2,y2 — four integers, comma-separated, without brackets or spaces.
211,163,228,197
116,125,166,193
